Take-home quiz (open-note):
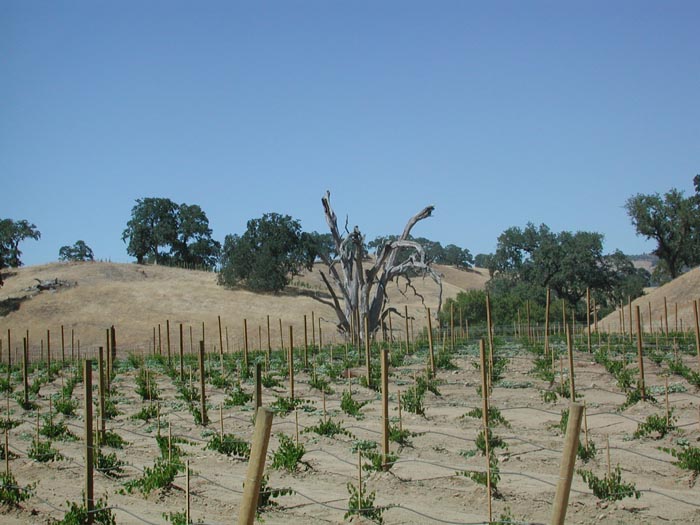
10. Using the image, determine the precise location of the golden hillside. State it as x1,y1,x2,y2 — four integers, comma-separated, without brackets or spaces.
0,261,488,358
597,265,700,333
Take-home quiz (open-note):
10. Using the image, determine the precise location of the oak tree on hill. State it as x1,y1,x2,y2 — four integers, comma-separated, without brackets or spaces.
59,240,94,262
625,180,700,281
218,213,315,292
0,218,41,286
122,197,220,269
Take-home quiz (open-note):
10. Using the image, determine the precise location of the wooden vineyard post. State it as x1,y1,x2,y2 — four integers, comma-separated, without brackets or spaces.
105,330,112,392
311,311,316,354
664,297,669,337
694,301,700,370
84,359,94,525
98,346,106,442
628,296,633,343
381,346,390,471
167,319,172,366
46,329,51,371
179,323,184,382
544,288,551,357
404,305,410,355
186,459,191,524
303,315,309,369
110,326,116,371
485,294,495,360
243,319,249,370
255,363,262,411
586,288,592,353
450,302,455,351
4,428,8,475
218,315,224,363
266,315,271,363
550,402,583,525
635,306,646,400
318,317,323,350
478,339,491,523
566,326,576,400
23,338,29,408
198,341,208,425
288,326,295,401
665,375,670,426
60,325,65,364
427,308,435,375
237,407,274,525
365,317,372,387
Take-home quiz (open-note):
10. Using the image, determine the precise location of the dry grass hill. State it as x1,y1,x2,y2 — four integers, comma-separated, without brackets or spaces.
598,265,700,333
0,261,488,358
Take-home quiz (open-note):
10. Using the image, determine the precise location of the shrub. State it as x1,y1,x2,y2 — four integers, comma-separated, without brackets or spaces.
205,433,250,458
271,433,306,472
578,465,641,502
345,482,385,524
340,390,369,419
633,412,676,439
59,494,116,525
0,471,34,506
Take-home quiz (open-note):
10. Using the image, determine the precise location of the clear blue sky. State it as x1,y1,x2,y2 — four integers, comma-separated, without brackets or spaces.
3,1,698,267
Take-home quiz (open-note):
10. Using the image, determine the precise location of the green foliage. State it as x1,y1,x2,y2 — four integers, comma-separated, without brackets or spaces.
362,450,398,472
0,471,34,506
59,495,116,525
0,376,12,393
256,474,294,510
457,454,500,495
0,218,41,274
557,408,569,433
625,184,700,280
475,428,508,455
218,213,315,292
463,407,511,428
345,482,385,524
270,396,310,416
122,198,220,268
271,433,306,472
661,444,700,474
577,441,597,463
205,433,250,458
340,390,369,419
540,390,558,403
261,373,282,388
633,412,676,439
98,430,127,449
389,425,418,447
531,354,555,383
53,396,78,417
224,383,253,407
58,240,94,262
132,404,158,422
309,372,334,394
40,416,77,441
123,457,183,495
135,368,159,401
96,450,126,477
620,388,656,411
28,437,63,462
303,418,353,439
400,384,425,416
578,465,641,502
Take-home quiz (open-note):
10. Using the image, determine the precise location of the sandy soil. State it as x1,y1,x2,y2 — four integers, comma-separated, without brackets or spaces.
0,332,699,525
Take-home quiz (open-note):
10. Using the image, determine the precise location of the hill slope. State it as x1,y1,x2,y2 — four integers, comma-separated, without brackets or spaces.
597,265,700,333
0,261,488,357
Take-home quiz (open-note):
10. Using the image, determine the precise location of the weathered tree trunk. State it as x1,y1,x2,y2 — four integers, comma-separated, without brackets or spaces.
318,191,442,342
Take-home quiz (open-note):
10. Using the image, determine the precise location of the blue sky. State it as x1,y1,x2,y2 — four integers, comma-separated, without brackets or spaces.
3,1,698,266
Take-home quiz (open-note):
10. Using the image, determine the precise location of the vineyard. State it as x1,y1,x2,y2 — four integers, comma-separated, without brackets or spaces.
1,316,699,525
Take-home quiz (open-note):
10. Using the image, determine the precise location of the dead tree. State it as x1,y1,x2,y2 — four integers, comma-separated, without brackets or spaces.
319,191,442,342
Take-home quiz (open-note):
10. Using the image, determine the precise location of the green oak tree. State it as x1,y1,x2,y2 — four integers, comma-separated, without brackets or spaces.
58,240,94,261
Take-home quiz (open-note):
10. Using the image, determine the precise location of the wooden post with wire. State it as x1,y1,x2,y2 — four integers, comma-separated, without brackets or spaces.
381,346,390,471
288,326,295,400
478,339,492,522
544,288,551,357
198,340,208,425
84,359,94,525
635,306,646,400
566,326,576,401
365,317,372,387
550,402,583,525
237,407,274,525
427,308,435,375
